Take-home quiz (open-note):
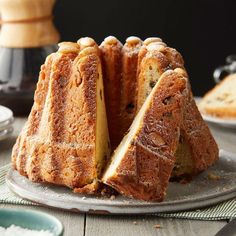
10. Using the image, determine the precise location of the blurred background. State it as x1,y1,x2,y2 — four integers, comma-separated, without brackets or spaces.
54,0,236,96
0,0,236,117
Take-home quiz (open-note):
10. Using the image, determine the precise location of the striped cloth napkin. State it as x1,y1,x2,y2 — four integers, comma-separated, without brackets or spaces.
1,164,235,220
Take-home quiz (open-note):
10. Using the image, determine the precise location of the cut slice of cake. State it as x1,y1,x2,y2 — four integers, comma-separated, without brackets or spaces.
135,40,218,178
120,36,142,137
103,69,188,201
99,36,123,150
12,37,110,194
198,73,236,118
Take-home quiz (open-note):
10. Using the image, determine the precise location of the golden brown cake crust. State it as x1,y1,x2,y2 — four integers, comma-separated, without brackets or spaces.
99,36,123,150
104,69,188,201
167,68,219,177
12,40,107,194
11,53,54,173
106,143,175,201
181,84,219,174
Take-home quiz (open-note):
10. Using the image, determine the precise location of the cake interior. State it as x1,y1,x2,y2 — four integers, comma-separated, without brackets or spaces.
137,57,161,111
143,59,161,98
96,60,111,177
103,73,162,181
172,134,194,178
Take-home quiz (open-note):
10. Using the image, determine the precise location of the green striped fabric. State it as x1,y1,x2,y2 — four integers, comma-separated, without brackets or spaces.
158,199,236,220
1,164,235,220
0,164,37,206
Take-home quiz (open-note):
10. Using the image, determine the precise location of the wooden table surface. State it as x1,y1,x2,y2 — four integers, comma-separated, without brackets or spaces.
1,117,235,236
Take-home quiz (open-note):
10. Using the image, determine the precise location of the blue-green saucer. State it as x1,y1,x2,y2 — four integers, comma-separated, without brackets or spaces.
0,208,63,236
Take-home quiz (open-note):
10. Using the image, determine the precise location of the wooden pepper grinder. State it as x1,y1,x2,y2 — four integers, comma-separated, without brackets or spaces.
0,0,60,115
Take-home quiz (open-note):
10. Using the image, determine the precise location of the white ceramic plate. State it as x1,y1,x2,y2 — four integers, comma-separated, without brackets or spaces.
195,97,236,129
0,117,14,132
0,127,14,141
6,150,236,215
202,114,236,129
0,105,13,124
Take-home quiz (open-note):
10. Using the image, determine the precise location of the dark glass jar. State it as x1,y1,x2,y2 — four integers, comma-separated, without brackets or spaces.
0,0,59,115
0,45,57,115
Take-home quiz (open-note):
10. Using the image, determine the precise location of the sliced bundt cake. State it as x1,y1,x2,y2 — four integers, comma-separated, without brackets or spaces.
103,69,188,201
12,38,110,194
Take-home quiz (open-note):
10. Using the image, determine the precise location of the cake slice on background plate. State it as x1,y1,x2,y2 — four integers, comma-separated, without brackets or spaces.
12,37,110,194
199,73,236,118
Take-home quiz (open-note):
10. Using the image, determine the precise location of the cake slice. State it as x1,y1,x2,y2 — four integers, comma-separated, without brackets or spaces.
103,69,188,201
99,36,123,150
135,41,218,178
12,38,110,194
198,73,236,118
120,36,142,137
136,39,185,112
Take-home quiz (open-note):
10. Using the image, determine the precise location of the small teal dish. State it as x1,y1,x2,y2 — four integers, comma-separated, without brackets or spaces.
0,208,63,236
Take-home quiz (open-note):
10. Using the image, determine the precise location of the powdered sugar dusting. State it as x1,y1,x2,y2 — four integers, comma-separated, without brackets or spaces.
0,225,54,236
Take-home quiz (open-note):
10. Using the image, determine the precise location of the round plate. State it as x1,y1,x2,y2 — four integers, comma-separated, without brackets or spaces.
0,117,14,132
6,150,236,215
0,105,13,124
0,127,13,141
202,114,236,129
0,208,63,236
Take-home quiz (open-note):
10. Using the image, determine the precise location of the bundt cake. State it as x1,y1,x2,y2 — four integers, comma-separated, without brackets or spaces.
12,37,110,194
11,36,219,202
103,69,188,201
199,73,236,118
